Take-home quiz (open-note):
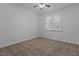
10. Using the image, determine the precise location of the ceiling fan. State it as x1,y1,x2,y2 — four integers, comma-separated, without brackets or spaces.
33,3,51,10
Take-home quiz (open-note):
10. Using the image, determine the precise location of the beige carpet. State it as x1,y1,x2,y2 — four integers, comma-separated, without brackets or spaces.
0,37,79,56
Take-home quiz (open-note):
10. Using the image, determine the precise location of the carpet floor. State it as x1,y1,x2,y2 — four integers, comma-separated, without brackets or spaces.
0,37,79,56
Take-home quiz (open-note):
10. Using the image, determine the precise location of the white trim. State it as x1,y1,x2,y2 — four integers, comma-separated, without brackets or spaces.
0,35,79,48
41,35,79,45
0,35,38,48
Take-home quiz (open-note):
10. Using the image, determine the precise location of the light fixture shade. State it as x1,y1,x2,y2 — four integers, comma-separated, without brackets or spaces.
39,3,45,8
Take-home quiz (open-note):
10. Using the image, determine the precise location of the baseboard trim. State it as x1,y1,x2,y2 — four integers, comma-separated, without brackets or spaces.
0,35,79,48
0,35,39,48
41,35,79,45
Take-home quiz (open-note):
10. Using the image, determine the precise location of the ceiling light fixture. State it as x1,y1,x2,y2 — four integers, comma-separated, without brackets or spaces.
33,3,50,10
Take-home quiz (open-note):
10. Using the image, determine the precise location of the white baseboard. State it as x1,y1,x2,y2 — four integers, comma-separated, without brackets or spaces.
41,35,79,45
0,35,79,48
0,35,39,48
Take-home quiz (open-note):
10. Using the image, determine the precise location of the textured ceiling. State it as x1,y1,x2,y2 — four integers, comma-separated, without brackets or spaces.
12,3,77,15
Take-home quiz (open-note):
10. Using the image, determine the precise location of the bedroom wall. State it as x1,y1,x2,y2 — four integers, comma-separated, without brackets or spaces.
0,4,39,48
40,4,79,44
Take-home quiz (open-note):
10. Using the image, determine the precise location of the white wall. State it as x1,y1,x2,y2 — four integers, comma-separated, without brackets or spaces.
0,4,39,48
0,3,79,48
40,4,79,45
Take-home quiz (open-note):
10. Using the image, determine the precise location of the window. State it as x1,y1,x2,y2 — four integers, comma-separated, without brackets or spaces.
45,14,63,31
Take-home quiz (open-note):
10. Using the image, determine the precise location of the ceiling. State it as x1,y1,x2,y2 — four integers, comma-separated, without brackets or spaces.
12,3,77,15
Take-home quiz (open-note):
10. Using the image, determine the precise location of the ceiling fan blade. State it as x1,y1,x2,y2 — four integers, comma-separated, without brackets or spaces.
33,5,38,8
45,5,50,7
